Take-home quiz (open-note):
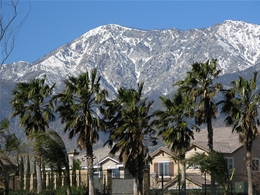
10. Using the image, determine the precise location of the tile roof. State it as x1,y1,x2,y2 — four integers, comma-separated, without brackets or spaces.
164,173,210,188
192,127,243,153
150,146,173,158
186,173,211,186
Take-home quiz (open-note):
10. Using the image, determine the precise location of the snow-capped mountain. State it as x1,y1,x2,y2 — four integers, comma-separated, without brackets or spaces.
1,20,260,143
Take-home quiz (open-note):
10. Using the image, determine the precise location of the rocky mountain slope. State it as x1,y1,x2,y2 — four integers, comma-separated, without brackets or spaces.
1,20,260,149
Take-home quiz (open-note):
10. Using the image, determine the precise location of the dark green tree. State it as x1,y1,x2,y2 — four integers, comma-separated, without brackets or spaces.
0,118,24,195
49,166,55,190
33,160,37,190
0,118,10,150
72,159,81,187
103,83,157,195
4,133,23,164
19,156,24,190
10,76,55,193
187,151,230,195
25,155,30,191
42,160,46,190
32,130,71,194
0,118,9,131
153,92,199,195
219,71,260,195
53,69,107,195
1,118,27,164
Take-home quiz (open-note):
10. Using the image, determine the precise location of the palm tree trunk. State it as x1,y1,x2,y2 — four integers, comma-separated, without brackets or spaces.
65,163,72,195
246,148,253,195
207,103,216,195
133,177,139,195
180,162,186,195
87,155,94,195
36,161,43,193
72,169,76,186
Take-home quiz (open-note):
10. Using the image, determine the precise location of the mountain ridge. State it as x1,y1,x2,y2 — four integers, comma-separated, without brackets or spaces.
1,20,260,149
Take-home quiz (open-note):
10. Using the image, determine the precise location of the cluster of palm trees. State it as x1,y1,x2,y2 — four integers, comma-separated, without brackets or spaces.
9,59,260,195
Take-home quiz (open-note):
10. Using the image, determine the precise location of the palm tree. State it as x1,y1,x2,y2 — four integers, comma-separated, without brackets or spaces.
103,83,157,195
10,75,55,193
219,71,260,195
0,118,11,149
175,59,222,195
175,59,222,150
0,118,10,134
53,68,107,195
33,130,71,195
153,92,199,195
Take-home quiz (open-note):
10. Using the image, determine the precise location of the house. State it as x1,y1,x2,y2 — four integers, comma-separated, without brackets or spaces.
0,152,18,192
150,145,211,190
68,147,135,195
68,146,132,180
149,127,260,191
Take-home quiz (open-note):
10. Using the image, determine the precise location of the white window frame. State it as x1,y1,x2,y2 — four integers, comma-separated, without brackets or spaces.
158,161,170,177
252,158,260,172
187,163,200,169
225,157,234,170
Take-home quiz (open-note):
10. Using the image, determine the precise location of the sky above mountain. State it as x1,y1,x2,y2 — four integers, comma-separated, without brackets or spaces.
4,0,260,64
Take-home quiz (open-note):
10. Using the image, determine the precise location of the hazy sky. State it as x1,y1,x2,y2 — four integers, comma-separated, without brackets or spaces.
4,0,260,64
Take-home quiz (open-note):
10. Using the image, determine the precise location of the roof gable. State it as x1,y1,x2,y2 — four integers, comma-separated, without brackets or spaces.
150,146,173,158
99,156,120,165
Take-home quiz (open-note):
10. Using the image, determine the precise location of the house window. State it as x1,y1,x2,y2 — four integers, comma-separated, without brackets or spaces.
158,162,170,177
225,157,234,170
154,161,173,177
252,158,260,171
187,163,200,169
112,169,120,178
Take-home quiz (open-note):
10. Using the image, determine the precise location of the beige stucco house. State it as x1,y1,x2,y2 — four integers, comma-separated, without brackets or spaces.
149,127,260,192
68,146,132,183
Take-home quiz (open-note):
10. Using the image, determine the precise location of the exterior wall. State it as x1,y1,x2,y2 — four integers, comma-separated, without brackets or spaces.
102,160,118,170
228,137,260,184
150,151,175,189
150,151,176,177
186,147,205,175
100,160,130,179
80,169,88,186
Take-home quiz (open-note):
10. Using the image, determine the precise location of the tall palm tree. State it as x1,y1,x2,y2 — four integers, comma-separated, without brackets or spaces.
10,75,55,193
33,130,71,195
176,59,222,150
175,59,222,195
53,68,107,195
219,71,260,195
103,83,157,195
153,92,199,195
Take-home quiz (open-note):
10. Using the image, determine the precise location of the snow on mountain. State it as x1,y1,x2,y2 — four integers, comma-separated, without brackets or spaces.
1,20,260,142
215,20,260,69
